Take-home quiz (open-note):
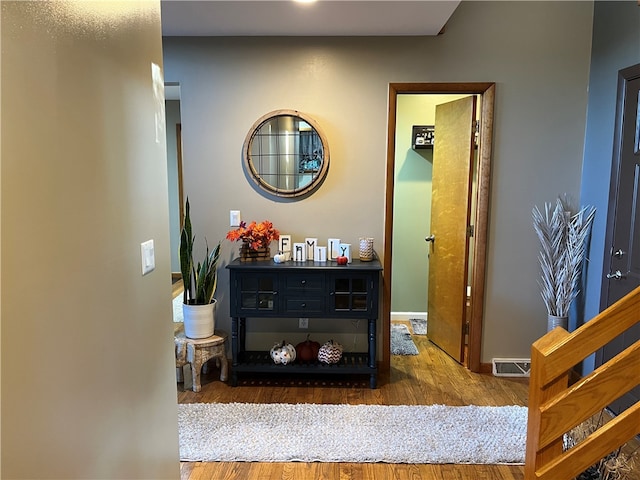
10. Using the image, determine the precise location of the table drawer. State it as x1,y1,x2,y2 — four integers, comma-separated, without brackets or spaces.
284,274,324,292
283,296,325,314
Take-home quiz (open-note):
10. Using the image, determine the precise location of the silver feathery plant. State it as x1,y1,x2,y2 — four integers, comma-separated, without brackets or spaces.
532,196,596,318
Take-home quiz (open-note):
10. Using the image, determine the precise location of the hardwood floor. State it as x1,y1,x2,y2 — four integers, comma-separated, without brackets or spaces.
177,319,529,479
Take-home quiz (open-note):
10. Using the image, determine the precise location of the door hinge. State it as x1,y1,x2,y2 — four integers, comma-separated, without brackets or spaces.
467,225,475,237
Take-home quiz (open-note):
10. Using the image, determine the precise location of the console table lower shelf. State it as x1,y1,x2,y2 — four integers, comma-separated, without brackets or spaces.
231,351,377,388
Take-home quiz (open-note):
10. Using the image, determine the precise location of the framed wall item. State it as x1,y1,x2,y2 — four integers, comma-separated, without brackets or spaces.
243,109,330,198
412,125,435,149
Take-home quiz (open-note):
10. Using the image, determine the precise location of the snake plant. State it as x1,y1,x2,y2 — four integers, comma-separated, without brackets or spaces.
179,198,221,305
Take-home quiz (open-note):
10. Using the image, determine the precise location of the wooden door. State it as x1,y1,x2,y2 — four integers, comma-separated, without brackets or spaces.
427,96,476,363
597,63,640,414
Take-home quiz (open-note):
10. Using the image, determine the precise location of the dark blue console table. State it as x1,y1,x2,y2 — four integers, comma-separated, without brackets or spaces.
227,258,382,388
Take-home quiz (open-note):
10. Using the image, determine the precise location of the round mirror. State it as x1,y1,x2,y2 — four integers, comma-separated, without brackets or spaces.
243,109,330,198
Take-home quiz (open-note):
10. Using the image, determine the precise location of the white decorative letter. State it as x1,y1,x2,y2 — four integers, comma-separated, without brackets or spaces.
305,238,317,260
339,243,352,263
279,235,291,254
315,246,327,262
293,243,306,262
328,238,341,261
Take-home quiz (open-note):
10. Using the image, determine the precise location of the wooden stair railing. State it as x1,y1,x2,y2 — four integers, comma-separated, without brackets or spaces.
525,285,640,480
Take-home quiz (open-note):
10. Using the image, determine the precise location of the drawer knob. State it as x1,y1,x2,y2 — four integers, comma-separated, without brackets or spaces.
301,303,306,308
301,280,306,285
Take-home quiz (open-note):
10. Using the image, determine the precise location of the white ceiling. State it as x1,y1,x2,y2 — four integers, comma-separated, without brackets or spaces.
160,1,461,37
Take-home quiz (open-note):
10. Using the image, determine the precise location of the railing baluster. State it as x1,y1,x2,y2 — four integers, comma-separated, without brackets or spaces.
525,286,640,480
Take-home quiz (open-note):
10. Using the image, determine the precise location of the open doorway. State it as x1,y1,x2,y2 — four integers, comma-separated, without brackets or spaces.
390,93,474,364
165,83,184,284
382,83,495,374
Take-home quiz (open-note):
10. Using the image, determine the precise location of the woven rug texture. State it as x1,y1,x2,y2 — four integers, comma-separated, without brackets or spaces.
178,402,527,464
410,318,427,335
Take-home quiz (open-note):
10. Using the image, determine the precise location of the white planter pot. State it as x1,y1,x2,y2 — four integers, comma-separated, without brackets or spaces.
183,300,216,339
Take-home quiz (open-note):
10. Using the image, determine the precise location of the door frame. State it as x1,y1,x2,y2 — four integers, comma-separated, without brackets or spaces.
177,123,185,228
382,82,495,373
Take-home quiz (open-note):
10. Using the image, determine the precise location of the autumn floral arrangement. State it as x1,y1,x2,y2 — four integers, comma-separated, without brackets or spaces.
226,220,280,250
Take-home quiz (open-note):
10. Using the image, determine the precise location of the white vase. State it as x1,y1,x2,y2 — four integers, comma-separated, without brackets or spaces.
547,314,568,332
183,300,216,339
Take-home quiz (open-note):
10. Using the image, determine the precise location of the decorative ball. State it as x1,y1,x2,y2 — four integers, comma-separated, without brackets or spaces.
318,339,343,364
296,334,321,363
273,253,287,263
270,341,297,365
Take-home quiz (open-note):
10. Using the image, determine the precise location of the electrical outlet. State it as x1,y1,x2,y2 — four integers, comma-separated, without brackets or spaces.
230,210,241,227
299,318,309,329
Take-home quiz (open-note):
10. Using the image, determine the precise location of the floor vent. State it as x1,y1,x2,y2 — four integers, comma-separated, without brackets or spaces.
492,358,531,377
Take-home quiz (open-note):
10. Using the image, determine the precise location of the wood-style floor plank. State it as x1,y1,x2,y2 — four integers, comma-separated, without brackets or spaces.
177,321,529,480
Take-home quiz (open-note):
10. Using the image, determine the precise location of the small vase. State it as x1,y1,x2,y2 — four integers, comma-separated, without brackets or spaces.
359,237,374,261
547,314,568,332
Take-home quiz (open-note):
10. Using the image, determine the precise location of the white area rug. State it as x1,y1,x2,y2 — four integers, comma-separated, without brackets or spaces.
178,402,527,464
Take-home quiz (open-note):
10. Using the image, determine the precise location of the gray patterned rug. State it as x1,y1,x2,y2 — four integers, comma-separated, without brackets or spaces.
178,402,528,463
410,318,427,335
391,323,419,355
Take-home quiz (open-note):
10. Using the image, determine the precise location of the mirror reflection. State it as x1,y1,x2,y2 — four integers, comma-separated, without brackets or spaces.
243,110,330,198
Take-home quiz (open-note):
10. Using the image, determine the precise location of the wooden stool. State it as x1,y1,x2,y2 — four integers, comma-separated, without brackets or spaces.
174,324,228,392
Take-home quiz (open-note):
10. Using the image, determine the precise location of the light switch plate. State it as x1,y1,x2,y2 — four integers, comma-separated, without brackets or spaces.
230,210,241,227
140,239,155,275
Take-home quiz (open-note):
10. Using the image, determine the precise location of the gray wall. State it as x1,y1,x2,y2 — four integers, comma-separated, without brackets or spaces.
163,1,594,362
580,1,640,371
1,2,179,478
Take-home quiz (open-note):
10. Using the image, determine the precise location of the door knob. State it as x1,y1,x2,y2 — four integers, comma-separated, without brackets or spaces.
606,270,625,280
425,235,435,243
613,249,625,259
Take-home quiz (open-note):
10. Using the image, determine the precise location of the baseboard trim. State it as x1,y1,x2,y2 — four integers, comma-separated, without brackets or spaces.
479,362,493,374
391,312,427,321
479,363,582,379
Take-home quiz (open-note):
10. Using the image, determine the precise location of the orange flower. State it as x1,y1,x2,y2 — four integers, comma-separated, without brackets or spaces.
226,220,279,250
